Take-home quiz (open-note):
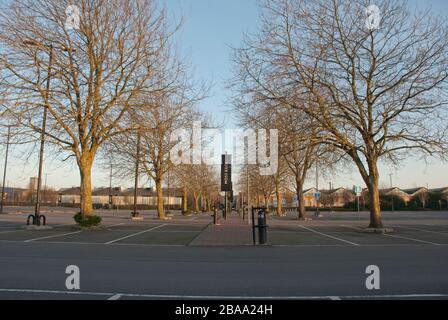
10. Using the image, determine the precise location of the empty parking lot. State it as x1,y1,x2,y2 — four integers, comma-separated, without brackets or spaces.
1,208,448,247
0,208,212,247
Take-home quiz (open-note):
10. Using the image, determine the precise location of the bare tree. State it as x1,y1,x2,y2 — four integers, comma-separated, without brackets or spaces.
172,164,192,213
233,0,448,228
177,163,219,214
245,164,275,209
106,87,202,220
232,87,338,219
0,0,177,218
280,110,319,219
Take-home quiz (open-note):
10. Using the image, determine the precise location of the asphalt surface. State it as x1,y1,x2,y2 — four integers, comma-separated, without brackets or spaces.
0,242,447,300
0,207,447,300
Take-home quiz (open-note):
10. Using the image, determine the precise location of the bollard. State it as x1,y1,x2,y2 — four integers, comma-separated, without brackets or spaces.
258,209,268,245
251,207,269,245
26,214,46,226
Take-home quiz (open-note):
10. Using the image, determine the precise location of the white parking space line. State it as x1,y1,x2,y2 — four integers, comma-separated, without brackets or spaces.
111,229,198,233
0,288,448,300
270,231,312,234
105,224,168,244
112,243,186,247
106,223,126,228
393,225,448,235
0,288,112,297
0,229,25,234
273,243,448,248
4,238,446,247
0,239,187,247
384,234,441,246
340,225,362,231
299,226,359,246
146,231,198,233
24,231,83,243
51,224,77,227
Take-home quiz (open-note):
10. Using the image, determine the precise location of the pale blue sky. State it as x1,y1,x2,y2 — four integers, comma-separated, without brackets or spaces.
1,0,448,191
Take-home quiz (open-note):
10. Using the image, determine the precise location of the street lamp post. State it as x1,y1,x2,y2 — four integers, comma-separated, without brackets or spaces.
23,40,75,226
246,164,250,223
109,163,113,210
131,130,141,218
167,168,170,213
43,173,48,205
25,42,54,226
389,173,394,212
0,125,11,214
315,160,321,218
329,181,333,214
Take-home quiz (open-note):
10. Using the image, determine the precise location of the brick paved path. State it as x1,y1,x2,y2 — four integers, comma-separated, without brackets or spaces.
190,214,254,246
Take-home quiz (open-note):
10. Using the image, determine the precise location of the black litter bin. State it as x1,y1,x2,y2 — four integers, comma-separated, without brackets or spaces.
251,207,269,245
257,210,268,245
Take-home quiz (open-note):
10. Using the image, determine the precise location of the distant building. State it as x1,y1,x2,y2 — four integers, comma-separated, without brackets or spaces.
29,177,38,191
58,187,81,205
380,187,412,203
429,188,448,209
58,187,183,209
283,186,448,209
321,188,356,207
0,187,29,204
430,187,448,200
403,187,430,207
303,188,319,207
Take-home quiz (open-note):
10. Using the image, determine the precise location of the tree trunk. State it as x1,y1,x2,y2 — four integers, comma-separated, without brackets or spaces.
297,187,306,220
275,184,283,216
367,171,383,228
155,178,165,220
294,175,306,219
183,188,188,212
193,193,200,213
201,194,206,211
79,160,93,218
354,154,383,228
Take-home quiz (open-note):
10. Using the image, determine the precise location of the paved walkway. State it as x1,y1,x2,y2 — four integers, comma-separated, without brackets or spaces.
190,214,253,246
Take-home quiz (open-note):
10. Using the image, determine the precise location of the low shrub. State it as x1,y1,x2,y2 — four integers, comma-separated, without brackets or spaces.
74,213,102,227
182,209,192,216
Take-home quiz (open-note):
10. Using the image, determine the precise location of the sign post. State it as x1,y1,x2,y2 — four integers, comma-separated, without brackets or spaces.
224,192,227,220
314,191,321,217
221,155,232,220
353,186,362,220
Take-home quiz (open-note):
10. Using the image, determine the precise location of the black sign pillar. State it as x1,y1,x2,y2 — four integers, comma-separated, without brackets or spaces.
221,155,232,191
221,155,232,220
